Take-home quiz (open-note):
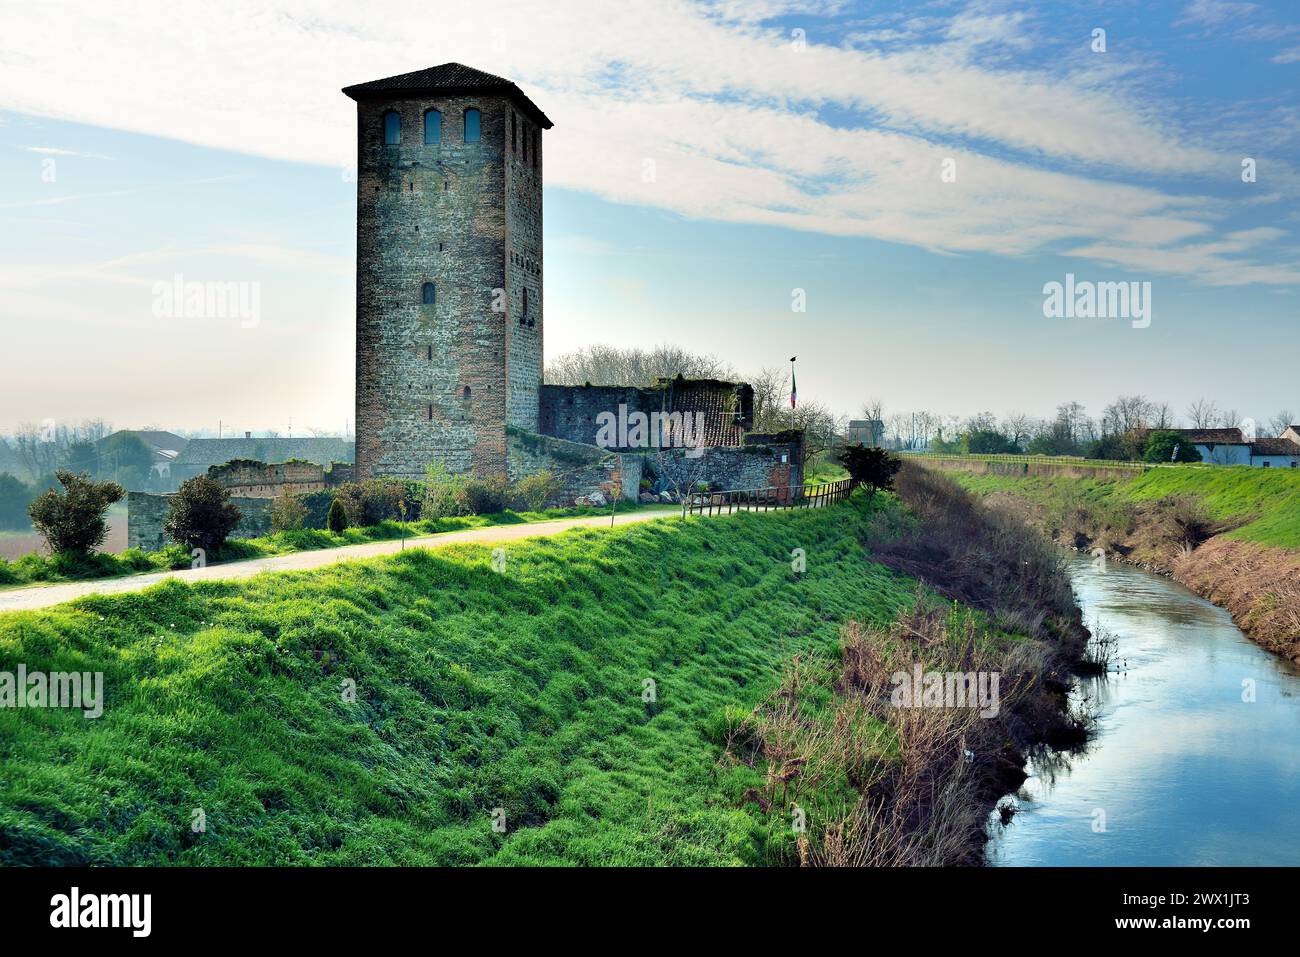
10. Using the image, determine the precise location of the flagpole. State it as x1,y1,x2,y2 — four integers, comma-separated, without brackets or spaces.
789,356,797,432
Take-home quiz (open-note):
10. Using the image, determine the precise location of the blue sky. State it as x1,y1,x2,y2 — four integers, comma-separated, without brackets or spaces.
1,0,1298,435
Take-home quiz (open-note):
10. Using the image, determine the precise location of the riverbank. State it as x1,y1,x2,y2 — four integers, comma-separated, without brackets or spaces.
944,466,1300,663
0,480,1085,866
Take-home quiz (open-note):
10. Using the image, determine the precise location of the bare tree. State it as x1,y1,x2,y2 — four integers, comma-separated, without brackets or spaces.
546,344,737,387
1102,395,1154,436
1002,411,1033,450
1269,409,1296,436
1186,398,1219,430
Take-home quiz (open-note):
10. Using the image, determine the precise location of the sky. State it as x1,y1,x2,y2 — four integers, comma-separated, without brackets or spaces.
1,0,1298,435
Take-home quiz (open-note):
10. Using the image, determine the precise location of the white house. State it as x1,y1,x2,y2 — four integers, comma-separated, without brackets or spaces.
1164,428,1300,468
1249,437,1300,469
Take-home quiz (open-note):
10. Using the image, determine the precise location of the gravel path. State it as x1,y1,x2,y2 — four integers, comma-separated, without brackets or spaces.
0,508,682,615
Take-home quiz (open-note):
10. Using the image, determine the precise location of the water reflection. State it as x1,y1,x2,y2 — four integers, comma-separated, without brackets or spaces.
987,556,1300,866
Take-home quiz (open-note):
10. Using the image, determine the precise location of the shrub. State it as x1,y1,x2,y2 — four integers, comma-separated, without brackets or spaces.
326,498,348,533
838,444,901,497
164,476,242,553
1144,430,1202,463
422,463,464,519
454,474,509,515
333,480,407,527
510,470,562,511
27,471,125,555
270,491,308,532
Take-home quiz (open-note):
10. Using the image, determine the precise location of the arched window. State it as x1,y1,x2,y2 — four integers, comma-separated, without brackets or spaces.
464,108,481,143
424,110,441,145
462,386,471,404
383,110,401,145
421,282,436,305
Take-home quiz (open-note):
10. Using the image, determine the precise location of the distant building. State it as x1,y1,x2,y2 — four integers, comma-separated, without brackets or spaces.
1248,437,1300,469
170,436,355,486
96,430,189,485
1161,428,1300,468
846,419,884,446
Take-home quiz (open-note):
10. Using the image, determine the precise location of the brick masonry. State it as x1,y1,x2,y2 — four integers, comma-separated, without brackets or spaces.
127,491,276,552
353,88,544,481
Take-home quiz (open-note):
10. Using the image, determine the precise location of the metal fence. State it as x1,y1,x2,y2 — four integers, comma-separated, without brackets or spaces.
685,478,858,517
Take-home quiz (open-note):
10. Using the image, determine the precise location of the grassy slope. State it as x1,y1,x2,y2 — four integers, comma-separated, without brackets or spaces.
0,495,918,866
0,502,671,589
954,467,1300,550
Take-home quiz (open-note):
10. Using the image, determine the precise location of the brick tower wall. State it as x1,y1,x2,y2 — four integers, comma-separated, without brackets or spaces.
354,93,535,480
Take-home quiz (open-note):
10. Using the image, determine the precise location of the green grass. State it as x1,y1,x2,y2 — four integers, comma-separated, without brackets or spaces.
0,493,921,865
0,502,671,590
804,460,849,485
951,465,1300,550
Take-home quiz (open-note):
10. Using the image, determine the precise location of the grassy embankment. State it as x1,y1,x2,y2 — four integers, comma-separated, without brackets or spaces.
0,473,1085,866
952,465,1300,659
0,502,672,590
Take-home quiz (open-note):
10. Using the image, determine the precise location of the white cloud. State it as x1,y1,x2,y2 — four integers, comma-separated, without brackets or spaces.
0,0,1294,285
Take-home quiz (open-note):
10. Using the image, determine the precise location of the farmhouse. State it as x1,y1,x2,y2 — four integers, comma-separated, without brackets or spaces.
1163,428,1300,468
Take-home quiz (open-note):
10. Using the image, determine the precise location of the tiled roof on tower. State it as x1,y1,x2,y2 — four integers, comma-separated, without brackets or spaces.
342,62,553,128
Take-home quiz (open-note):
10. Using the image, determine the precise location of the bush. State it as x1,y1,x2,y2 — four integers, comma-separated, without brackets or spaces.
1144,430,1202,463
333,480,408,527
270,491,308,532
27,471,125,555
454,474,509,515
510,470,563,512
838,444,901,497
164,476,242,553
326,498,348,533
422,463,464,519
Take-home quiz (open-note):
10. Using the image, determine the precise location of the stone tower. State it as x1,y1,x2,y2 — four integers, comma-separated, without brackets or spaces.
344,63,552,479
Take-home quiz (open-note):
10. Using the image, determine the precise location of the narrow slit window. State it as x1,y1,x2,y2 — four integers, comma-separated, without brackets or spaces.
464,108,481,143
421,282,436,305
462,386,471,404
427,404,433,420
383,110,401,145
424,109,442,145
522,287,528,317
511,113,517,152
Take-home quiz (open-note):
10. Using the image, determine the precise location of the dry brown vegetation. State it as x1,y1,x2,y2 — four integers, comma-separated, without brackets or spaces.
725,464,1093,866
1174,538,1300,661
727,598,1085,866
973,476,1299,662
864,461,1088,654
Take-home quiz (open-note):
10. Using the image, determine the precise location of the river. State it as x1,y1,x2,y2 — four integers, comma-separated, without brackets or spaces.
987,554,1300,866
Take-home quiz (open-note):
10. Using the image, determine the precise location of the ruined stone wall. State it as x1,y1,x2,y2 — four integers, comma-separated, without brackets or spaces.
506,429,641,503
354,93,519,481
207,460,327,497
539,381,750,449
127,492,276,553
651,442,802,495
